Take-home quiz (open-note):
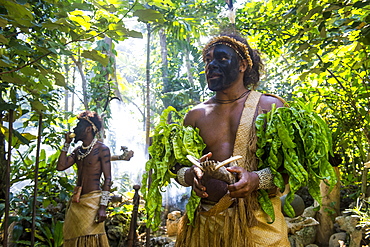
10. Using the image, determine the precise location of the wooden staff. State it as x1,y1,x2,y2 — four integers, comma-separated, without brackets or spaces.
145,137,153,247
127,184,141,247
3,109,13,247
31,114,43,246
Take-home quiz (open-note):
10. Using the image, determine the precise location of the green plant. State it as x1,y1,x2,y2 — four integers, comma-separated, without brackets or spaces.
141,106,206,230
5,148,74,245
344,198,370,240
36,219,64,247
256,101,337,221
105,199,146,247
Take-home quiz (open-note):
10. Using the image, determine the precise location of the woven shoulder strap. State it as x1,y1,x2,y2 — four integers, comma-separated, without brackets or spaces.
232,90,262,168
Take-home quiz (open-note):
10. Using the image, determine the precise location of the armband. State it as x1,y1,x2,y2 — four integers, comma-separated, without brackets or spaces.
177,167,191,187
62,143,70,152
252,168,275,190
100,191,110,206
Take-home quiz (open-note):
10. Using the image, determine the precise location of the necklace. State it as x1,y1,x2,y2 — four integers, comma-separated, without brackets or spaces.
81,137,97,150
213,90,250,104
77,138,97,160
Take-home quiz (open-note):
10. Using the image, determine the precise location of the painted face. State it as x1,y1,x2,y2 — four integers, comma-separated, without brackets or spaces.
204,44,241,91
72,120,88,143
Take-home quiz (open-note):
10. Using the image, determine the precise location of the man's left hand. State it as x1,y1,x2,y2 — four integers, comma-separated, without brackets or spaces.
95,207,107,223
226,166,259,198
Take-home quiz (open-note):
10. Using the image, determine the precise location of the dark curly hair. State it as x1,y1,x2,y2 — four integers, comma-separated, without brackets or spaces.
77,111,102,136
216,31,264,90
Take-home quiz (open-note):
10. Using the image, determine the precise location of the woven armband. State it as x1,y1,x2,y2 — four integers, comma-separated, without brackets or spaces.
252,168,275,190
61,143,70,152
100,191,110,206
177,167,191,187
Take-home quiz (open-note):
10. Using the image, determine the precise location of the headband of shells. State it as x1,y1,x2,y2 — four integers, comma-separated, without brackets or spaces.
202,36,253,69
79,116,98,133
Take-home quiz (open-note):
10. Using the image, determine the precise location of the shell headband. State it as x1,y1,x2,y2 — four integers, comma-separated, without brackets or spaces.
79,116,98,133
202,36,253,69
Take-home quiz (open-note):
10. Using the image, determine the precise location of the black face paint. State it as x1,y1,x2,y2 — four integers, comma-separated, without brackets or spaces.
73,121,87,143
205,44,240,91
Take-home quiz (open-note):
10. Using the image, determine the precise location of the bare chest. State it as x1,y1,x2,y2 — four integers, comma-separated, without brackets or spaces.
195,105,244,160
76,148,102,177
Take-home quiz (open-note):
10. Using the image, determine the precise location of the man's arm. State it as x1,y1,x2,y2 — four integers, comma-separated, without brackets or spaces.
56,134,76,171
96,144,112,223
100,145,112,191
171,109,209,198
111,147,134,161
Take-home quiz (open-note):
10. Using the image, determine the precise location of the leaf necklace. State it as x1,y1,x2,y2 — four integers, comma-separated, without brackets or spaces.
213,90,251,104
77,138,97,160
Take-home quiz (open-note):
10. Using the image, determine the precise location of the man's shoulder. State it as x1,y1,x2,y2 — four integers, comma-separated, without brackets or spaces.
186,101,210,115
184,101,210,126
96,141,110,151
254,93,285,113
262,93,286,104
259,93,285,109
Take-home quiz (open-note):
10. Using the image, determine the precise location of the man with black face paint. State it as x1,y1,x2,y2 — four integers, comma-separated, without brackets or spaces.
57,111,111,247
174,34,290,246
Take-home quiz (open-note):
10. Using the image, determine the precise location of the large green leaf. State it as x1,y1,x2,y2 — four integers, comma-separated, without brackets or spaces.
1,0,34,21
133,9,164,23
81,49,109,67
30,100,47,113
53,72,66,87
0,103,17,111
0,34,9,44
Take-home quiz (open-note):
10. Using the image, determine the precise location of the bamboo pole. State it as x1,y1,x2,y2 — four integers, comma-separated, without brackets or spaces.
145,169,152,247
145,22,152,247
145,23,151,151
3,109,13,247
31,114,43,246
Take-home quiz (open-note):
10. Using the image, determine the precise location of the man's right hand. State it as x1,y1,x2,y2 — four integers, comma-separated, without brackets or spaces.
124,150,134,160
184,152,213,198
65,132,74,144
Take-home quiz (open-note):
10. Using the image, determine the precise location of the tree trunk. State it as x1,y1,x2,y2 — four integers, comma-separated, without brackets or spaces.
3,110,13,247
315,166,341,246
0,110,6,201
71,55,89,110
361,153,369,196
72,66,76,112
185,37,194,86
104,37,122,101
31,114,43,246
159,28,170,109
98,36,115,113
145,23,151,150
64,57,69,114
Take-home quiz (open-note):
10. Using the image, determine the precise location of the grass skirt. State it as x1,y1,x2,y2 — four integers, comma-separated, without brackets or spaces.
175,197,289,247
63,190,109,247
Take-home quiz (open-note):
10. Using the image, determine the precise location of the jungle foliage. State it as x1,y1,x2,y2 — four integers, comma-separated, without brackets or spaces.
237,0,370,185
0,0,369,245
